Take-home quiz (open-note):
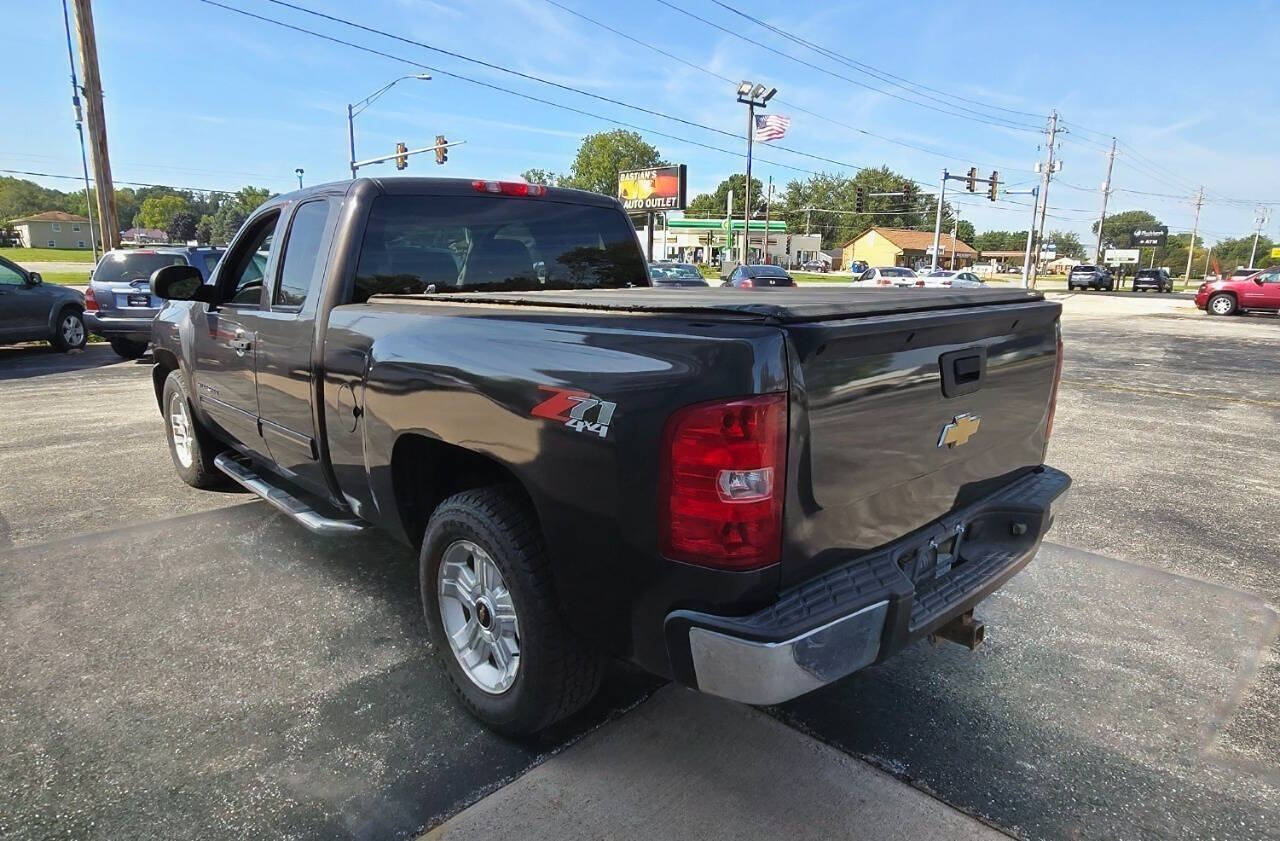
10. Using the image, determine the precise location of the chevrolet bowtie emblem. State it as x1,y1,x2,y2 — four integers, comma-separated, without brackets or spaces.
938,413,981,448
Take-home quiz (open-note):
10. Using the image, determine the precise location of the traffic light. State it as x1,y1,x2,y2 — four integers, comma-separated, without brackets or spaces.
987,171,999,201
901,182,914,204
966,167,978,192
435,134,447,165
854,186,866,213
395,141,408,170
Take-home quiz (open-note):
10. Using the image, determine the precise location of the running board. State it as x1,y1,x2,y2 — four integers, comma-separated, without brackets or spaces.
214,453,369,536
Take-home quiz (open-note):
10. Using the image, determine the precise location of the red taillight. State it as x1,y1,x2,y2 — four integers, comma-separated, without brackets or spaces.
915,279,925,287
84,286,98,311
739,278,753,288
1045,331,1064,441
877,277,891,286
659,393,787,570
472,180,546,197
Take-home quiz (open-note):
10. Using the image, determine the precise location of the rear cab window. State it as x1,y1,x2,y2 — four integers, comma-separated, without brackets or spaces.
350,195,648,303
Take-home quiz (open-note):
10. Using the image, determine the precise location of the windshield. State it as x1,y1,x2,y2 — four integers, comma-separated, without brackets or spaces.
883,267,915,277
747,265,790,278
1136,269,1160,278
353,196,648,301
1071,265,1096,274
93,251,187,282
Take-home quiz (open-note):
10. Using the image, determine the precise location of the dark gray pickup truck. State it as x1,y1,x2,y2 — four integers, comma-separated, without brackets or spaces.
149,177,1069,734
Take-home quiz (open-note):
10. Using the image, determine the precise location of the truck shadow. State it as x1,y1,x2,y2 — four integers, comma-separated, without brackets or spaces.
0,343,134,380
0,502,658,840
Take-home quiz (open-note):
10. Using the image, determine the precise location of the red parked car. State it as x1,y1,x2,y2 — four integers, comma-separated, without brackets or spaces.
1195,266,1280,316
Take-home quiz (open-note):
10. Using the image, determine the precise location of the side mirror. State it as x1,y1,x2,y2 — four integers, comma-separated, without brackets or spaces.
27,272,43,286
1255,276,1265,285
150,264,212,302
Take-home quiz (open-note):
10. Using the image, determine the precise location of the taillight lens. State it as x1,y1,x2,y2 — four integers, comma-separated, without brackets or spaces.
877,277,891,286
915,279,925,287
472,180,546,197
1045,330,1064,441
659,393,787,570
739,278,753,288
84,287,98,311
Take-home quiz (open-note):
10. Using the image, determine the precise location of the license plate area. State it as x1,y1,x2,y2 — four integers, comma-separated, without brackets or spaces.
896,521,969,586
126,293,152,308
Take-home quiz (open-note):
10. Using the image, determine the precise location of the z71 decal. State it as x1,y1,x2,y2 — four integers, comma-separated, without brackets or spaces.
531,386,617,439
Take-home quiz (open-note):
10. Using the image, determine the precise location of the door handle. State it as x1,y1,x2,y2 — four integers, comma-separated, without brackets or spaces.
230,329,252,356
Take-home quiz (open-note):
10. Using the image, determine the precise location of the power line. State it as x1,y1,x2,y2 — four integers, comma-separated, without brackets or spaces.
1,168,241,194
247,0,927,179
708,0,1045,126
651,0,1044,134
536,0,1025,172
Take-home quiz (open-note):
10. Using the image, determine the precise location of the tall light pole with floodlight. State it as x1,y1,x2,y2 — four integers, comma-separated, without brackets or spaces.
735,81,776,264
347,74,431,178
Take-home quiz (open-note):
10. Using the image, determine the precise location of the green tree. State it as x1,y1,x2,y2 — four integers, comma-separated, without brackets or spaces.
167,210,198,243
137,194,192,231
204,186,271,243
686,174,764,218
776,167,946,249
955,220,975,246
973,230,1027,253
520,168,561,186
1092,209,1161,251
196,215,215,245
1044,229,1085,260
562,130,663,196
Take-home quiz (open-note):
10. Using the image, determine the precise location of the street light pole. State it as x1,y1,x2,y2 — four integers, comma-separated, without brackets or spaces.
1020,186,1039,289
736,81,776,265
1248,207,1269,268
347,74,430,178
295,168,304,189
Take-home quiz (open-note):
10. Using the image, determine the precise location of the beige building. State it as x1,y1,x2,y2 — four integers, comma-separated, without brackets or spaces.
8,211,93,250
842,227,977,271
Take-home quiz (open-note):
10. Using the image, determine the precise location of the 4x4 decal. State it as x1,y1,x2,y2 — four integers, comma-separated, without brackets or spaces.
531,386,616,439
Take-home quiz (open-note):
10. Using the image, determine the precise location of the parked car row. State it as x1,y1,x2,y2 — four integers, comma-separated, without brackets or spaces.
0,255,88,351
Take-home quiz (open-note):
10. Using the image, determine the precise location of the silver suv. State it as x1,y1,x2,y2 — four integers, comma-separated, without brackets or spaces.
84,247,223,358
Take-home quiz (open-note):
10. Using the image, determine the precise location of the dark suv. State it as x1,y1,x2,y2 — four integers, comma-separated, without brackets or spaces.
1067,264,1114,291
85,247,223,358
1132,267,1173,293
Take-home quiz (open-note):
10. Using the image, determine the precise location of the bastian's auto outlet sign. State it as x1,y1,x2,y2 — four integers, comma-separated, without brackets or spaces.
618,165,688,211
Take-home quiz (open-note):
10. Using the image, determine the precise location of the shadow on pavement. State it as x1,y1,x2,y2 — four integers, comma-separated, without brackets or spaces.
0,503,658,840
768,542,1280,840
0,343,138,380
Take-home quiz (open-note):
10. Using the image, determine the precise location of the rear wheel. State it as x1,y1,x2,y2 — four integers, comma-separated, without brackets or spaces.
1207,293,1236,316
110,338,149,359
50,308,87,351
421,486,602,735
161,369,225,488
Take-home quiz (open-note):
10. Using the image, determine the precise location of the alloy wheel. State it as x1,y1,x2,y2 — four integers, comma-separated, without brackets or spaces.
438,539,520,694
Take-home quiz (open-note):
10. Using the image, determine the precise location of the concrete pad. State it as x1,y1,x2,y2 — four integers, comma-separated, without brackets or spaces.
424,685,1009,841
774,543,1280,841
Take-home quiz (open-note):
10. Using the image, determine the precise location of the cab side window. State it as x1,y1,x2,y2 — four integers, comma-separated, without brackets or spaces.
220,212,279,307
273,200,331,308
1261,269,1280,284
0,262,24,286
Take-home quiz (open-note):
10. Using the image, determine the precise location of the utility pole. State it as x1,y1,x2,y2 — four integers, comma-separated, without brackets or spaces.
804,206,811,236
72,0,120,251
930,169,948,272
60,0,97,261
1183,186,1203,287
1029,110,1060,289
1249,206,1270,268
949,219,958,270
1094,137,1116,262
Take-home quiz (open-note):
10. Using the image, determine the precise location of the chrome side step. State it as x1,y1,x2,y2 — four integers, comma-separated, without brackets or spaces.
214,453,369,536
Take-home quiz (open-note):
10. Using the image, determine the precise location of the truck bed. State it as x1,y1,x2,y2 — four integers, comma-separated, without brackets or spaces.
375,286,1044,323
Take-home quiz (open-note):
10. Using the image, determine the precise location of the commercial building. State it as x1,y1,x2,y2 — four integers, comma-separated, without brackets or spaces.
7,211,92,249
633,217,822,267
842,227,976,271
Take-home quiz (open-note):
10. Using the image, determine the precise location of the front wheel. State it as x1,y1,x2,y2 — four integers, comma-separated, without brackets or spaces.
161,369,225,488
110,338,149,359
50,308,87,351
421,486,602,735
1207,294,1236,316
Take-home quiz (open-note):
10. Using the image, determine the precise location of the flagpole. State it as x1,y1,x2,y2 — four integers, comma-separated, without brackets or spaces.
743,103,754,265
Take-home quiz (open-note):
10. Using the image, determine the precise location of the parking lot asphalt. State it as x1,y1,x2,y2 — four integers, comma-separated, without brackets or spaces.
2,295,1277,839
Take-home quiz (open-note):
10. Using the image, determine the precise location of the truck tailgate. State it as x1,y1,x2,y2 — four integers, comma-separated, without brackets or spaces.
780,299,1060,586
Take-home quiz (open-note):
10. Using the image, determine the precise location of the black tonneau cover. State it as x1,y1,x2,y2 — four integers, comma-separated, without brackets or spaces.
378,287,1044,324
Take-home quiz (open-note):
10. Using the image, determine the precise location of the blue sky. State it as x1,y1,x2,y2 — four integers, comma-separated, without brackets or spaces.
9,0,1279,246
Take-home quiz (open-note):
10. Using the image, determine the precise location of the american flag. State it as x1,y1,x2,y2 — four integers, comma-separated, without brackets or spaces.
753,114,791,141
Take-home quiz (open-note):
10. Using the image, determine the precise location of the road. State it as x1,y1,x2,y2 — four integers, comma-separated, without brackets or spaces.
1,294,1276,839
